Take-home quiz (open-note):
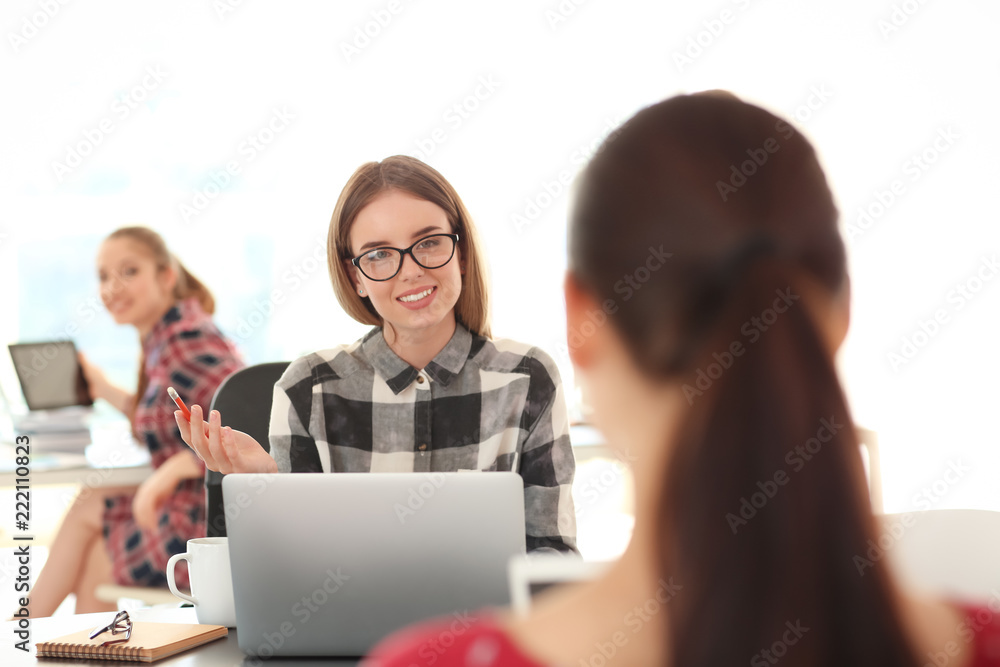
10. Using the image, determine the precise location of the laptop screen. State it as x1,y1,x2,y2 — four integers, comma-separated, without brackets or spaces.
8,341,93,411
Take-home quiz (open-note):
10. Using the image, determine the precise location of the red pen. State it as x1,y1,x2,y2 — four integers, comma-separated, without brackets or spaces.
168,386,213,438
167,386,192,420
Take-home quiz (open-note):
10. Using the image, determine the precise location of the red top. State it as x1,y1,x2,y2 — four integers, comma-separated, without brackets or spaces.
364,603,1000,667
363,613,542,667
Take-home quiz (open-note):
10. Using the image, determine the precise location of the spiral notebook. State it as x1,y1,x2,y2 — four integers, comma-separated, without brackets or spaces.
35,622,227,662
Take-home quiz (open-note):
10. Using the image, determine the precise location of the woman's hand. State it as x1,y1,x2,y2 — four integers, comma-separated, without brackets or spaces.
132,452,204,530
78,351,109,402
174,404,278,474
78,352,134,414
132,464,180,531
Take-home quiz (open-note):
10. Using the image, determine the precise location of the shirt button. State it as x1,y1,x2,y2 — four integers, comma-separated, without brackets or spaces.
416,376,425,385
418,443,427,451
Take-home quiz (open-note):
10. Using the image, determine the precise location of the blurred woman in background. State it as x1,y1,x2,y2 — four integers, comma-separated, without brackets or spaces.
365,95,1000,666
27,226,242,617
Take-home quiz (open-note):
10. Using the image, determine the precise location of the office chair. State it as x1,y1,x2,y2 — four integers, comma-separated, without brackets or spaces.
204,361,290,537
96,362,290,609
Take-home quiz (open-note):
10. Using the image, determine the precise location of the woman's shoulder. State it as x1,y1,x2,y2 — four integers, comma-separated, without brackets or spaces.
156,299,238,352
277,336,371,389
471,336,562,379
162,324,240,362
363,613,545,667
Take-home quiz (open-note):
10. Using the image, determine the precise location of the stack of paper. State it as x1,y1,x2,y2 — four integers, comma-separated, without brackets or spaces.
11,406,92,451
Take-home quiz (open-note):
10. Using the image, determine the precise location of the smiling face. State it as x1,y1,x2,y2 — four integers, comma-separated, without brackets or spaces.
97,237,177,336
348,189,463,342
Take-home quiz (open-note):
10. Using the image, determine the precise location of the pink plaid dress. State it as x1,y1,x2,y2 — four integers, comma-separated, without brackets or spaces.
102,298,243,588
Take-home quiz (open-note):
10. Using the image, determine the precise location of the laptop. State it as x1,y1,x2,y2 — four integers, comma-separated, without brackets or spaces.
8,340,93,411
223,472,526,657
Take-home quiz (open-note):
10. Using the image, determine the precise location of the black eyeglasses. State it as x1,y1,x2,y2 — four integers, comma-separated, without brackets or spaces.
351,233,459,282
89,610,133,646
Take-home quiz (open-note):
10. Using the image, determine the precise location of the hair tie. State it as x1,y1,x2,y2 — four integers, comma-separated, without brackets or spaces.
717,235,778,287
667,235,780,372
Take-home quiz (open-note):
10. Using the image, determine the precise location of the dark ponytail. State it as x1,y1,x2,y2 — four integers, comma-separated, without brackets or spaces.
568,93,919,666
660,261,917,666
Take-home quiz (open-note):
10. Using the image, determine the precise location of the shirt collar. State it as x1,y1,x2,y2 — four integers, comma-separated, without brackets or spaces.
362,323,474,394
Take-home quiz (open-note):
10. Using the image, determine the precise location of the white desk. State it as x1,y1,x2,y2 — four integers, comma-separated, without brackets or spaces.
0,426,153,548
569,423,614,463
0,420,153,489
4,424,604,487
3,608,362,665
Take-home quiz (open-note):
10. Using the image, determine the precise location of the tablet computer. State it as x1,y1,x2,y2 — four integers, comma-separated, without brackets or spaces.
8,340,93,411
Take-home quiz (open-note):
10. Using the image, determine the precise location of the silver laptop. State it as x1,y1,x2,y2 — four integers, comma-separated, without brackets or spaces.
223,472,525,657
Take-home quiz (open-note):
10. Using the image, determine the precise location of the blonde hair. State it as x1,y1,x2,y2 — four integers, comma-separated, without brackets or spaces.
105,226,215,426
327,156,491,338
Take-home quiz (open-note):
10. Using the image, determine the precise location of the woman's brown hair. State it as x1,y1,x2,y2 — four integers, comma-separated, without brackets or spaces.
327,155,491,338
105,226,214,427
569,95,919,665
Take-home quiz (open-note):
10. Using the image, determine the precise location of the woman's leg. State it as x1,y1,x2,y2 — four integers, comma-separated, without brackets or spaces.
72,537,117,614
27,485,136,618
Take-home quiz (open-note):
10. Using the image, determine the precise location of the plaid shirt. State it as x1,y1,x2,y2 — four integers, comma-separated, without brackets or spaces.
269,324,578,553
104,298,244,587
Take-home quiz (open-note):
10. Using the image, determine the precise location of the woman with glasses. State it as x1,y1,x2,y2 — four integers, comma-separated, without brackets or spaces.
362,96,1000,665
177,156,577,554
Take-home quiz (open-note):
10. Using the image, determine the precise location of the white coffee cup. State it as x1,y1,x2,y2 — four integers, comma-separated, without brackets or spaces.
167,537,237,627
